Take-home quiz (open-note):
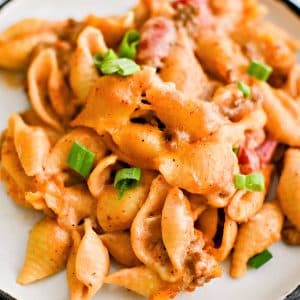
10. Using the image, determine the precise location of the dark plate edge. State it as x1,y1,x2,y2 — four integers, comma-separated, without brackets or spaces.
279,0,300,15
0,0,11,9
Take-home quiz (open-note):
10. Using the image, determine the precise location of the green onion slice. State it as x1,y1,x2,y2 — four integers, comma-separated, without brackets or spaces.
119,30,140,59
102,49,119,61
67,141,96,178
232,147,239,155
237,81,251,98
234,172,265,192
248,249,273,269
234,174,246,189
114,168,142,199
94,49,118,68
247,60,273,81
94,49,141,77
116,58,141,76
99,58,120,75
245,172,265,192
100,58,140,76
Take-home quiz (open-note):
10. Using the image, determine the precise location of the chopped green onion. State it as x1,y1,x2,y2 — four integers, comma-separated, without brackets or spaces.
116,58,141,76
94,49,141,77
237,81,251,98
119,30,140,59
247,60,273,81
99,58,120,75
102,49,119,61
94,49,118,69
248,249,273,269
233,147,239,155
245,172,265,192
117,181,130,200
100,58,140,76
114,168,142,199
234,173,265,192
234,174,246,189
67,141,96,178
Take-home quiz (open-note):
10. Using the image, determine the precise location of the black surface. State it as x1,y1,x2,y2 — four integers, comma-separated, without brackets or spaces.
286,285,300,300
0,290,17,300
280,0,300,15
0,0,11,9
0,0,299,299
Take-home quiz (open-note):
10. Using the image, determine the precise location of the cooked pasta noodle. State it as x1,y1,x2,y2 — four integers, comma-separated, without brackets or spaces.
18,217,72,284
0,0,299,298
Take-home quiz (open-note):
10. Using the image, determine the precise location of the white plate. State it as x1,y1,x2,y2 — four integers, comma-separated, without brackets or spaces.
0,1,299,300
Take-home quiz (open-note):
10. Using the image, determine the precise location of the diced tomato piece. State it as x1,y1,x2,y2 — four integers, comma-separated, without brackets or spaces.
255,138,278,164
238,147,260,174
137,17,176,68
237,136,277,174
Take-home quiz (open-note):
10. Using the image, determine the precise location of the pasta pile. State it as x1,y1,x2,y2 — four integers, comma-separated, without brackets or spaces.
0,0,300,299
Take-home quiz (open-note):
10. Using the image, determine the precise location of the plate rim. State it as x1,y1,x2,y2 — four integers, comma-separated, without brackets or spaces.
0,0,299,299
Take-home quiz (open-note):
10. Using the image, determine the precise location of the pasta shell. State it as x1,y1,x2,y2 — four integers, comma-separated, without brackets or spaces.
28,48,70,130
110,123,165,169
67,230,84,300
160,28,210,100
232,20,298,78
45,127,107,175
131,176,181,282
278,148,300,229
25,191,47,211
21,109,63,146
227,164,273,223
133,0,173,25
211,213,238,262
71,67,156,134
230,202,283,278
196,207,218,244
70,26,107,103
195,31,248,83
284,64,300,99
211,0,244,33
207,108,267,146
67,219,109,300
161,188,194,273
104,266,174,298
97,170,155,232
75,219,109,297
189,194,207,221
17,217,71,284
84,12,134,47
0,33,56,70
44,181,97,230
10,113,50,176
146,82,227,141
87,154,118,198
157,141,238,201
1,131,33,207
100,232,141,267
0,18,63,42
0,167,29,207
259,82,300,146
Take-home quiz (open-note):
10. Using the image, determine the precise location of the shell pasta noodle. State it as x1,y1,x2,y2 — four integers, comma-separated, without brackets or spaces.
1,0,300,299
